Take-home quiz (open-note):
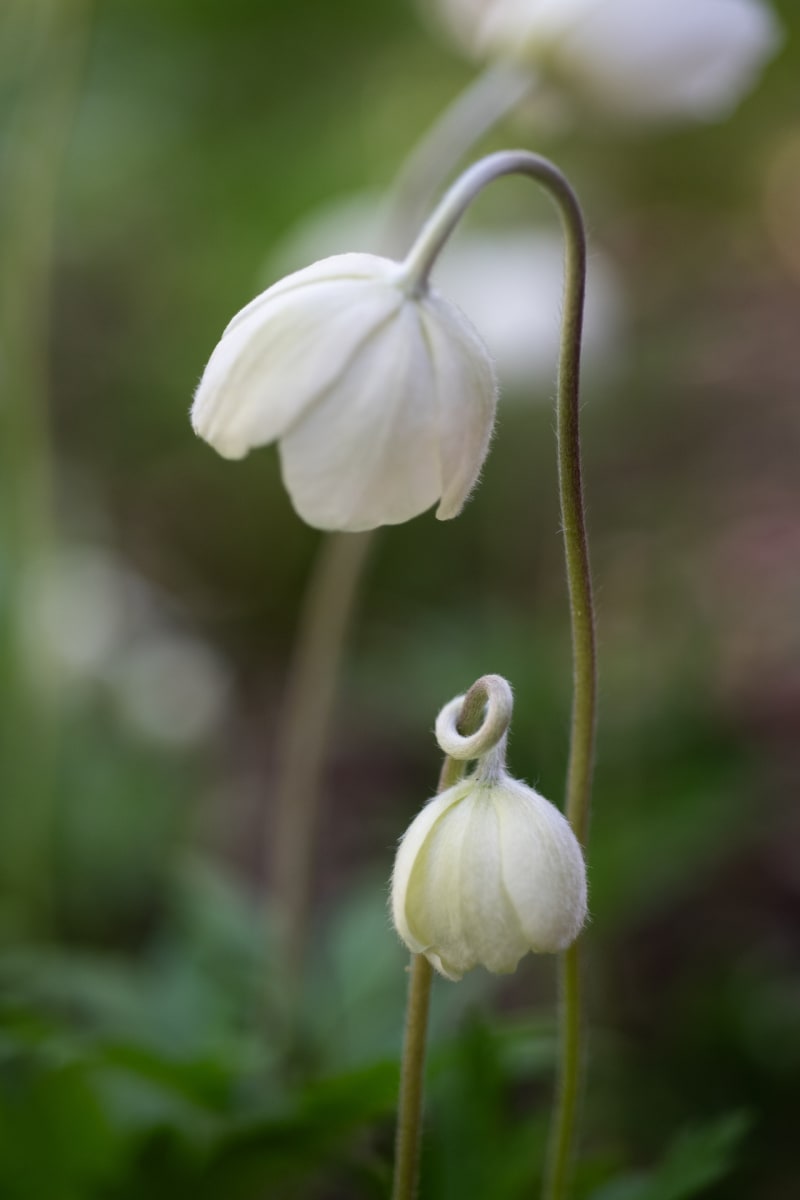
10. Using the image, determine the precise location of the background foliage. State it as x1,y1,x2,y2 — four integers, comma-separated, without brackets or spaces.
1,0,799,1196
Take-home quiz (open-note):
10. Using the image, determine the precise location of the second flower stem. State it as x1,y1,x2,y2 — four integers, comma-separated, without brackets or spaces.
391,952,434,1200
391,682,486,1199
547,941,582,1200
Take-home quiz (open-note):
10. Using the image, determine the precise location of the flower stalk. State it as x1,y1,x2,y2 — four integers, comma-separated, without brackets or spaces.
391,952,434,1200
391,675,499,1200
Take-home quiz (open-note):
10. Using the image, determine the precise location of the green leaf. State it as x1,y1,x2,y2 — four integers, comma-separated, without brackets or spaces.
591,1111,751,1200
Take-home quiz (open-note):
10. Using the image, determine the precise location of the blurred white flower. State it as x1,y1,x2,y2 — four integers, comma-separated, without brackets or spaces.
269,193,624,393
432,0,782,121
391,769,587,980
433,229,622,390
19,543,232,751
192,252,497,532
19,546,146,689
391,676,587,980
108,632,231,749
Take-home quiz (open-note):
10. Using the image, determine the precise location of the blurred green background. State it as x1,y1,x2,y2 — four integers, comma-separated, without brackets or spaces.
1,0,799,1196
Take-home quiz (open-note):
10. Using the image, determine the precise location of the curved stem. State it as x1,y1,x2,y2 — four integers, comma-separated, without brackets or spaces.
543,148,596,1200
380,63,534,257
435,673,513,764
399,150,596,1198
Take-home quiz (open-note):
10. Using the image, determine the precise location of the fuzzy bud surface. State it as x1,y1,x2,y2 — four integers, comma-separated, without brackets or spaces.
391,678,587,980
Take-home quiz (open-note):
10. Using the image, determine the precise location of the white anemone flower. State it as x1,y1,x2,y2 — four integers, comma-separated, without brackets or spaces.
432,0,782,121
191,252,497,532
268,192,624,393
391,770,587,980
391,677,587,980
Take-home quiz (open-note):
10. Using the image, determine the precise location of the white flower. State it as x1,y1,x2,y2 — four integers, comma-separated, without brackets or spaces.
108,631,230,749
391,770,587,980
433,0,782,121
191,252,497,532
269,194,624,394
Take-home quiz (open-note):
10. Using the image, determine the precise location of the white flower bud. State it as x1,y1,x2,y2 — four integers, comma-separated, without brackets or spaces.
391,675,587,981
433,0,782,121
191,252,497,532
391,769,587,980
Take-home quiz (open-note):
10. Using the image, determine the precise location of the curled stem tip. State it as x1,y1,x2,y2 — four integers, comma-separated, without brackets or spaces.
435,673,513,762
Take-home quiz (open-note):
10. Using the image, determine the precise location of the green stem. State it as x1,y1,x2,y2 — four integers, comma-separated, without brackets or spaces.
544,146,596,1200
391,681,490,1199
547,942,582,1200
400,150,596,1199
391,952,434,1200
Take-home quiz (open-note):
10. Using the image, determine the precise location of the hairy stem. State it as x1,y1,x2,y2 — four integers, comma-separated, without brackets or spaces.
547,941,582,1200
391,682,489,1199
391,953,434,1200
543,149,596,1200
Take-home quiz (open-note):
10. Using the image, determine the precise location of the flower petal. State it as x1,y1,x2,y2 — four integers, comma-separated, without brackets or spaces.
495,775,587,952
401,787,476,980
456,787,528,973
191,255,402,459
417,290,498,521
391,780,471,973
278,299,443,531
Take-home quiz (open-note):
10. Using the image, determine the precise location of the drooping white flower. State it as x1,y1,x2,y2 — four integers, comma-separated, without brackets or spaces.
191,252,497,532
391,677,587,980
432,0,782,121
269,193,624,393
392,770,587,980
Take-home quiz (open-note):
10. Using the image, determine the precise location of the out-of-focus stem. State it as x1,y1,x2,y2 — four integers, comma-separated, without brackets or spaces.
380,63,534,257
0,0,95,929
270,529,373,982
